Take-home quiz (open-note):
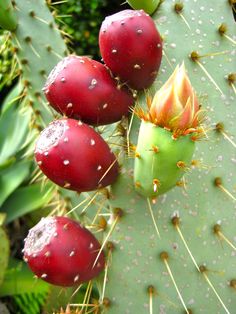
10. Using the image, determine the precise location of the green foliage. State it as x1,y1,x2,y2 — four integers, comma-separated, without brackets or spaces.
0,226,9,286
53,0,125,59
0,258,49,314
1,181,55,224
0,32,18,91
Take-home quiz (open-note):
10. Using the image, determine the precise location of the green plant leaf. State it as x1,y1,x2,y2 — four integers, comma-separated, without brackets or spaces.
0,258,49,297
0,160,31,207
0,102,31,164
1,181,55,224
0,227,9,286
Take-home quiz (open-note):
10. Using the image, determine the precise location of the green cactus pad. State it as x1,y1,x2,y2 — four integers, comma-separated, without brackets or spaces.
0,0,17,31
103,1,236,313
127,0,160,15
134,121,195,197
12,0,67,123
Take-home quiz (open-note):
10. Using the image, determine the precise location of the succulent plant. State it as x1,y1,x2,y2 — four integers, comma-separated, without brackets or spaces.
1,0,236,313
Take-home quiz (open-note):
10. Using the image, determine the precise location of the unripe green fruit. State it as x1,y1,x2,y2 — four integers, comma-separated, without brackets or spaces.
127,0,160,15
134,121,195,198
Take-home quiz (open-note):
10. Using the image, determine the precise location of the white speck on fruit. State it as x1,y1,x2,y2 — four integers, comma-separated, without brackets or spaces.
89,243,94,249
67,103,73,108
63,160,70,165
97,165,102,171
90,139,95,146
137,29,142,34
54,232,58,237
64,137,69,142
134,64,141,70
41,273,47,278
78,121,83,126
61,77,66,83
89,78,97,90
36,120,66,153
70,250,75,257
24,217,57,256
45,251,51,257
103,103,108,109
112,49,117,54
37,160,42,165
74,275,80,282
79,59,85,63
23,256,28,262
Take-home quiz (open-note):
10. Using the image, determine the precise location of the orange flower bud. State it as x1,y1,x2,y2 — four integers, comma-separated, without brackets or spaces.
149,63,200,131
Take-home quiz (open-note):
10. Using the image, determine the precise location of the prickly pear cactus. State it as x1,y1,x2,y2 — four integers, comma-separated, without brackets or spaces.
9,0,67,123
3,1,236,313
102,1,236,313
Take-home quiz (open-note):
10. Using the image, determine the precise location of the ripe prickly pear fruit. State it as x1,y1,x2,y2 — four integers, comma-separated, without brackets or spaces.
127,0,160,15
134,64,202,198
99,9,162,90
44,55,134,126
23,216,105,287
35,118,119,192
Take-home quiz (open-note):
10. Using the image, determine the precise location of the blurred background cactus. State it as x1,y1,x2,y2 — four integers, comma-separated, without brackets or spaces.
0,0,235,313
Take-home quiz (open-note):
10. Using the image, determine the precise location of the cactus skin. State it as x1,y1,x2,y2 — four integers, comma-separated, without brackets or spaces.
127,0,160,15
44,55,134,126
99,9,163,90
23,216,105,287
0,0,17,31
134,121,195,197
101,1,236,313
35,118,119,192
11,0,67,124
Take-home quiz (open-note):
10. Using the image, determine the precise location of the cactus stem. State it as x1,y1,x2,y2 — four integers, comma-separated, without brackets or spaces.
230,279,236,290
80,280,93,313
102,297,111,309
147,198,161,238
199,266,230,314
218,23,236,45
49,0,68,5
101,246,112,302
160,252,190,314
174,3,191,30
93,215,119,268
98,154,120,185
162,49,174,69
213,224,236,251
46,45,63,59
227,73,236,95
171,217,200,272
190,57,223,96
214,177,236,202
147,285,155,314
176,178,187,190
29,169,43,184
29,11,49,25
12,33,22,49
66,192,99,216
215,122,236,148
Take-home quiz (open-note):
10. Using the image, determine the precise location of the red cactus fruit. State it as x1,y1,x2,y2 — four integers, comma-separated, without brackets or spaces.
43,55,134,125
99,9,163,90
35,118,119,192
23,216,105,287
